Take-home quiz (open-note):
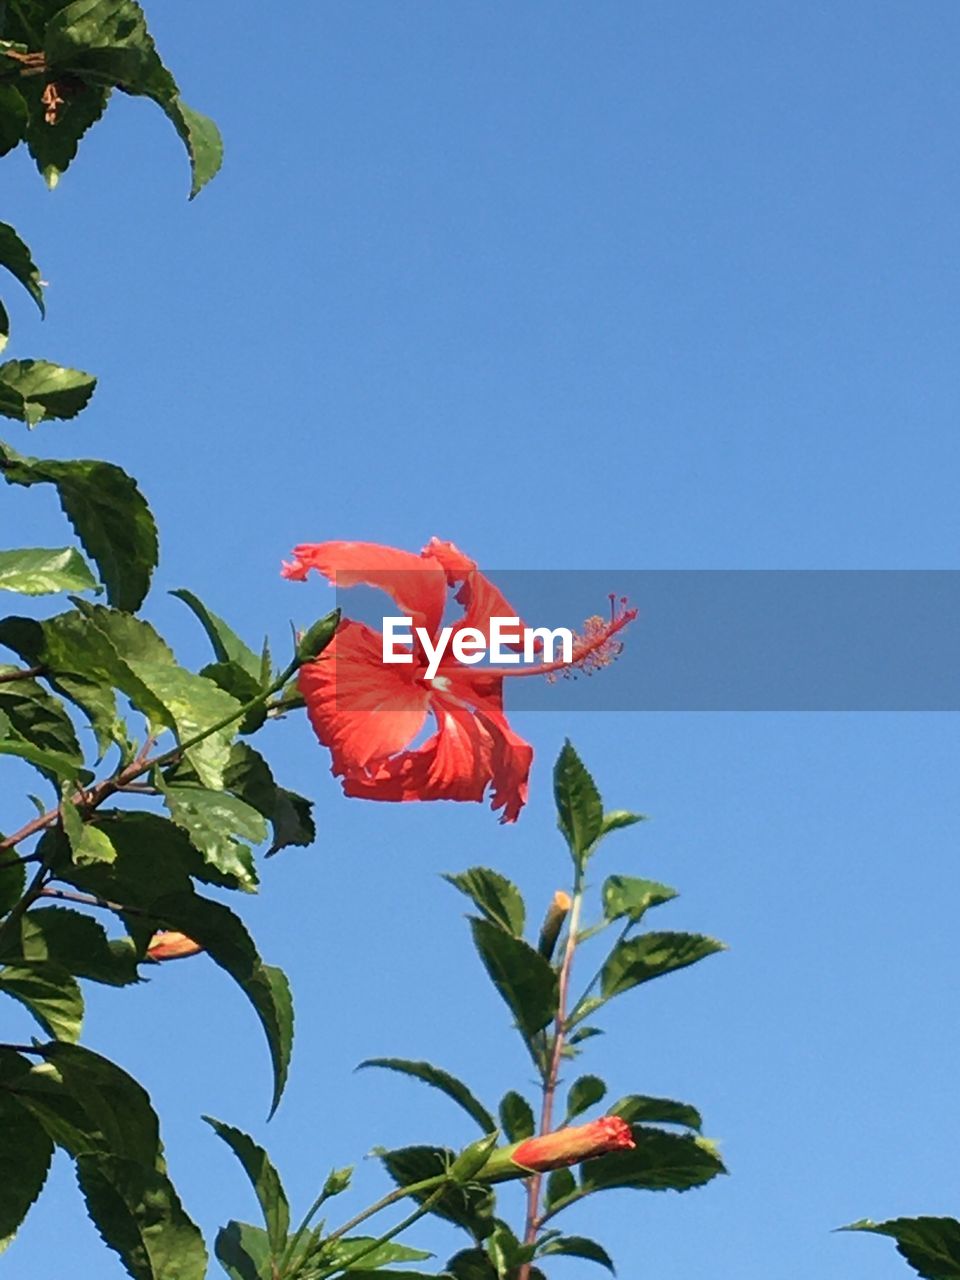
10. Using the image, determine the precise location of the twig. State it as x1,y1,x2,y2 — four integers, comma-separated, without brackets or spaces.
0,665,43,685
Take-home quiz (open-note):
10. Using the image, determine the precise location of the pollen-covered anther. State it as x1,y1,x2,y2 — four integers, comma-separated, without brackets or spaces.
547,595,637,682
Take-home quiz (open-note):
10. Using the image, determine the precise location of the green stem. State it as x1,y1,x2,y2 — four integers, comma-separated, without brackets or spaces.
320,1185,447,1278
567,917,632,1027
323,1173,449,1248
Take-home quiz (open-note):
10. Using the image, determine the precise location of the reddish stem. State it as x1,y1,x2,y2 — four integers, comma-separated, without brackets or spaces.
517,889,583,1279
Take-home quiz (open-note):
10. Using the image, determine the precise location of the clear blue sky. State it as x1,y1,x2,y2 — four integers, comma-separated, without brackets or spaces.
4,2,960,1276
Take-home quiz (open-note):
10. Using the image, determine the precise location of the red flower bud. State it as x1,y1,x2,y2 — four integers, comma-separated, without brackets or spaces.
146,930,202,961
511,1116,635,1172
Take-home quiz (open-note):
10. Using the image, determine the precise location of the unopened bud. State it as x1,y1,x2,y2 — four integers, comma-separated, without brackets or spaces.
296,609,341,664
146,930,202,962
537,890,572,960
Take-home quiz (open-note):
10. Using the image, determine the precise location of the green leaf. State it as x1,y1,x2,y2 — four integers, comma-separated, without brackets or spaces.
0,858,25,916
0,222,44,316
378,1146,494,1242
61,797,117,865
58,812,251,950
607,1095,703,1132
601,875,678,923
9,907,137,986
469,917,559,1042
200,662,265,732
446,1250,547,1280
121,661,241,789
0,85,28,158
326,1237,433,1271
0,961,83,1040
537,1235,615,1273
43,0,222,197
203,1118,289,1256
565,1075,607,1122
498,1091,535,1142
22,77,110,187
75,1153,207,1280
599,810,647,837
554,741,603,861
0,731,89,782
171,589,261,679
567,1026,603,1046
600,932,726,1001
840,1217,960,1279
222,744,316,857
266,788,315,858
42,1042,163,1167
0,359,97,426
0,668,82,766
150,892,293,1116
214,1220,273,1280
0,547,97,595
577,1127,726,1197
444,867,525,935
0,612,126,756
162,785,262,893
0,447,157,611
358,1058,495,1134
158,98,223,199
544,1167,576,1211
0,1090,53,1251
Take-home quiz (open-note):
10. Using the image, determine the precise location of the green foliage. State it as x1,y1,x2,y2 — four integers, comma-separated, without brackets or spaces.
0,448,158,610
599,931,726,1002
601,873,678,923
553,739,603,863
576,1127,726,1198
498,1091,535,1143
564,1074,607,1122
0,221,44,331
0,1087,53,1251
204,1118,290,1257
6,906,138,985
841,1217,960,1279
469,917,559,1044
0,0,222,194
148,892,294,1117
358,1058,496,1134
0,961,83,1040
0,547,97,595
0,358,96,424
607,1094,703,1132
536,1234,615,1273
378,1146,495,1242
444,867,525,936
75,1153,208,1280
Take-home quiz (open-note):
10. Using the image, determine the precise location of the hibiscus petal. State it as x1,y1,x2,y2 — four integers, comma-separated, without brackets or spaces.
422,537,524,646
299,619,429,773
284,540,448,638
432,670,532,823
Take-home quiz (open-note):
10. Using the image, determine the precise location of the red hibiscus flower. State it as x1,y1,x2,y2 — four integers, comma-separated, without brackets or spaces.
281,538,635,823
